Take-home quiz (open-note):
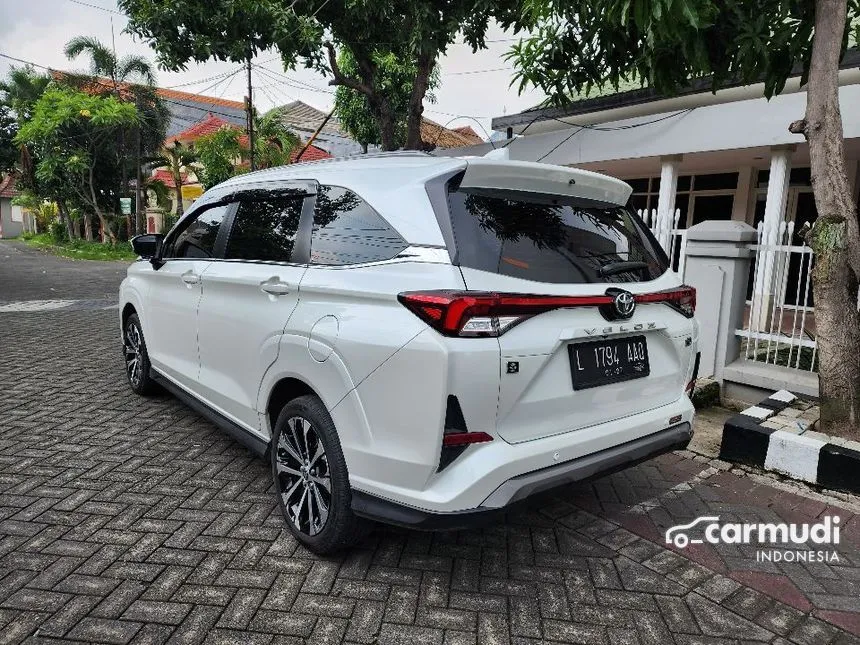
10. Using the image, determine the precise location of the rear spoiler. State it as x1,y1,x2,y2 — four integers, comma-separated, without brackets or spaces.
461,158,632,206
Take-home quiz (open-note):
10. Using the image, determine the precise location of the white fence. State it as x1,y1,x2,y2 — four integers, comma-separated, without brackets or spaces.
735,221,817,372
637,208,688,279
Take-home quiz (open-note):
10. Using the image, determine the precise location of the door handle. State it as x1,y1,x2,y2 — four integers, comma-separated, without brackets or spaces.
260,280,290,296
181,271,200,285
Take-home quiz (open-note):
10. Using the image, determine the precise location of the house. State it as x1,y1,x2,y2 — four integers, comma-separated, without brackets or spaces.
267,100,484,155
0,175,24,239
443,50,860,241
155,88,246,138
437,53,860,398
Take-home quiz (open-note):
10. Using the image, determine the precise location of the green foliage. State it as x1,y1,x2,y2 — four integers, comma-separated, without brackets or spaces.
23,232,137,261
0,105,17,173
333,49,440,148
64,36,156,87
15,86,138,220
255,110,300,169
0,66,51,120
194,114,299,189
194,126,245,189
508,0,860,105
49,219,69,244
118,0,520,149
0,66,51,186
61,35,169,237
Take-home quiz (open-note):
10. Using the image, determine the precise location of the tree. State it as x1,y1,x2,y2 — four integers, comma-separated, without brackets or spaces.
15,86,139,243
254,110,300,169
0,66,52,194
0,66,51,120
193,114,298,190
194,126,245,189
509,0,860,438
333,49,440,150
118,0,518,151
63,36,168,235
0,105,17,173
155,142,197,218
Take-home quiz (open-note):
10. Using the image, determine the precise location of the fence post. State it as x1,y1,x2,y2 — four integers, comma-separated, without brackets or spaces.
683,220,758,382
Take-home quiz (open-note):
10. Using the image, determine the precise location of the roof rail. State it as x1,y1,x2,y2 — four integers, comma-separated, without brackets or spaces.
236,150,436,178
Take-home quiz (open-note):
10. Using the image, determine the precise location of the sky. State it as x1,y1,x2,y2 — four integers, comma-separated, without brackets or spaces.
0,0,548,138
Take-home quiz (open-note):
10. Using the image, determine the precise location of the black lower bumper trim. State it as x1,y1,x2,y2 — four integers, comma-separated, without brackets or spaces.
351,422,692,531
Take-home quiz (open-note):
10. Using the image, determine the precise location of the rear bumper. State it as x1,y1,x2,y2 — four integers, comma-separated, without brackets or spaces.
351,422,692,530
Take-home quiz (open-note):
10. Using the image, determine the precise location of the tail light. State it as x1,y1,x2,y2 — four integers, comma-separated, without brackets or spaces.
398,286,697,337
637,286,696,318
442,432,493,447
686,351,701,395
438,395,492,472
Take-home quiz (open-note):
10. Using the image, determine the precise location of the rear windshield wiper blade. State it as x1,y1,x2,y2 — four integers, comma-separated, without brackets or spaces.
598,260,648,277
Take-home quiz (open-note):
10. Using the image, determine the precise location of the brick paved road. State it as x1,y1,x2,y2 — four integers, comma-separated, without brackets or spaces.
1,241,859,644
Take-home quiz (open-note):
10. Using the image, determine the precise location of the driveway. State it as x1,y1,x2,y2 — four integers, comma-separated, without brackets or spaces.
1,241,859,645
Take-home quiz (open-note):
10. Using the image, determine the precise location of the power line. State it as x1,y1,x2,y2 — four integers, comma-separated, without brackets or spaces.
253,64,336,95
63,0,125,15
446,67,512,76
534,110,695,161
163,67,242,89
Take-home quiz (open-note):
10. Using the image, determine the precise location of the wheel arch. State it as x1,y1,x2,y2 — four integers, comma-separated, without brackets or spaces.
121,302,137,327
266,377,321,439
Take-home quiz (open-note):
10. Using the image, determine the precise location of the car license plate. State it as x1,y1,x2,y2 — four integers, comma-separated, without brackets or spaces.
569,335,650,390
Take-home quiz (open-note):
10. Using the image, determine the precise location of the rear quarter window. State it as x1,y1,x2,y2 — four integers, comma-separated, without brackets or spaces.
447,184,668,284
310,185,408,265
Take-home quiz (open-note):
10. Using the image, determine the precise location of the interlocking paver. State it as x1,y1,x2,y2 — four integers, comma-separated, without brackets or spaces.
1,239,859,643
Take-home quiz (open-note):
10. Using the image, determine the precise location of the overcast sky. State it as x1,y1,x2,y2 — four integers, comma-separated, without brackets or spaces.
0,0,547,137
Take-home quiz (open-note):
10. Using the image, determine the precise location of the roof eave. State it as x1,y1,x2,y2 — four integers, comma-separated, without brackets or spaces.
492,47,860,132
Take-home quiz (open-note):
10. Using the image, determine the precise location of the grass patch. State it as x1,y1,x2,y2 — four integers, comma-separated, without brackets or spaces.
747,343,818,372
21,233,137,262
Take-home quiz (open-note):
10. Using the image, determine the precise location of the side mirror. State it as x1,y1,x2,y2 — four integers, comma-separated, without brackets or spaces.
131,234,163,261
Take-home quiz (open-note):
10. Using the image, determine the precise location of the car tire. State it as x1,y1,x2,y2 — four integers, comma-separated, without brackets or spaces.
123,313,157,396
270,395,366,554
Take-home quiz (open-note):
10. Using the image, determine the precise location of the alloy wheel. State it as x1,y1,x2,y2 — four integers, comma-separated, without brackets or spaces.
124,322,143,387
275,416,332,536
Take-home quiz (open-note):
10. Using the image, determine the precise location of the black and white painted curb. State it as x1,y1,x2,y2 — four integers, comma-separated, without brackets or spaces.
720,389,860,495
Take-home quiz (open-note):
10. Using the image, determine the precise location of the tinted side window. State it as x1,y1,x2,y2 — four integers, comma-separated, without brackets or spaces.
225,196,305,262
447,187,668,284
165,203,230,258
310,185,407,265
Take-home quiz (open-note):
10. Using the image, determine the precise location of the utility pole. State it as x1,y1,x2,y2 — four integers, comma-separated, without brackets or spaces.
246,53,256,172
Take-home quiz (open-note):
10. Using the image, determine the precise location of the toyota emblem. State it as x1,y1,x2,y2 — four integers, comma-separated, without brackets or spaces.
613,291,636,319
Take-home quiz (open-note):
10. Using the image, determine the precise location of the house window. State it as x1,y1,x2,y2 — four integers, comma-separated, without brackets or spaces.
626,172,738,229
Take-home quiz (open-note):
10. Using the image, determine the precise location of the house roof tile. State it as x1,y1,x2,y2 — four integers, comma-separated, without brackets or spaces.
0,174,19,198
290,143,332,163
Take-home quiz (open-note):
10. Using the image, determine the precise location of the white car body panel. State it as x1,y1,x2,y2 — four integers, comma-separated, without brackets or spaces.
195,260,308,432
139,259,209,390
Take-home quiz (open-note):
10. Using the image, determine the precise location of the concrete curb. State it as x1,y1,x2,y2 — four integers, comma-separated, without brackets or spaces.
720,390,860,495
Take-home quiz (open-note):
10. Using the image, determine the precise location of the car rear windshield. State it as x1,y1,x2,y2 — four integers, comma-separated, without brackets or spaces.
447,183,668,284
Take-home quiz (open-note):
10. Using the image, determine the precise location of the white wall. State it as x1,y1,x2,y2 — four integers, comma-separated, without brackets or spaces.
439,84,860,167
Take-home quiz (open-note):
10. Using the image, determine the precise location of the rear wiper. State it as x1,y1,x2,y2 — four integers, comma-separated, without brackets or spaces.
598,260,648,277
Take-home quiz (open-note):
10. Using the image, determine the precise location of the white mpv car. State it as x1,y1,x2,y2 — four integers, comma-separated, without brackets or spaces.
121,152,699,553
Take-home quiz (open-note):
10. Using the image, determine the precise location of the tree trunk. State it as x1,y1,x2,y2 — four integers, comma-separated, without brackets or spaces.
83,214,93,241
791,0,860,438
136,127,144,235
375,100,398,151
58,201,74,240
173,164,185,219
405,54,435,150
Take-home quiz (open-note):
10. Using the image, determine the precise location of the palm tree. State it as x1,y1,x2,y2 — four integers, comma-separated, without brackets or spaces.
63,36,167,237
154,141,197,218
255,111,300,169
0,65,51,120
63,36,155,94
